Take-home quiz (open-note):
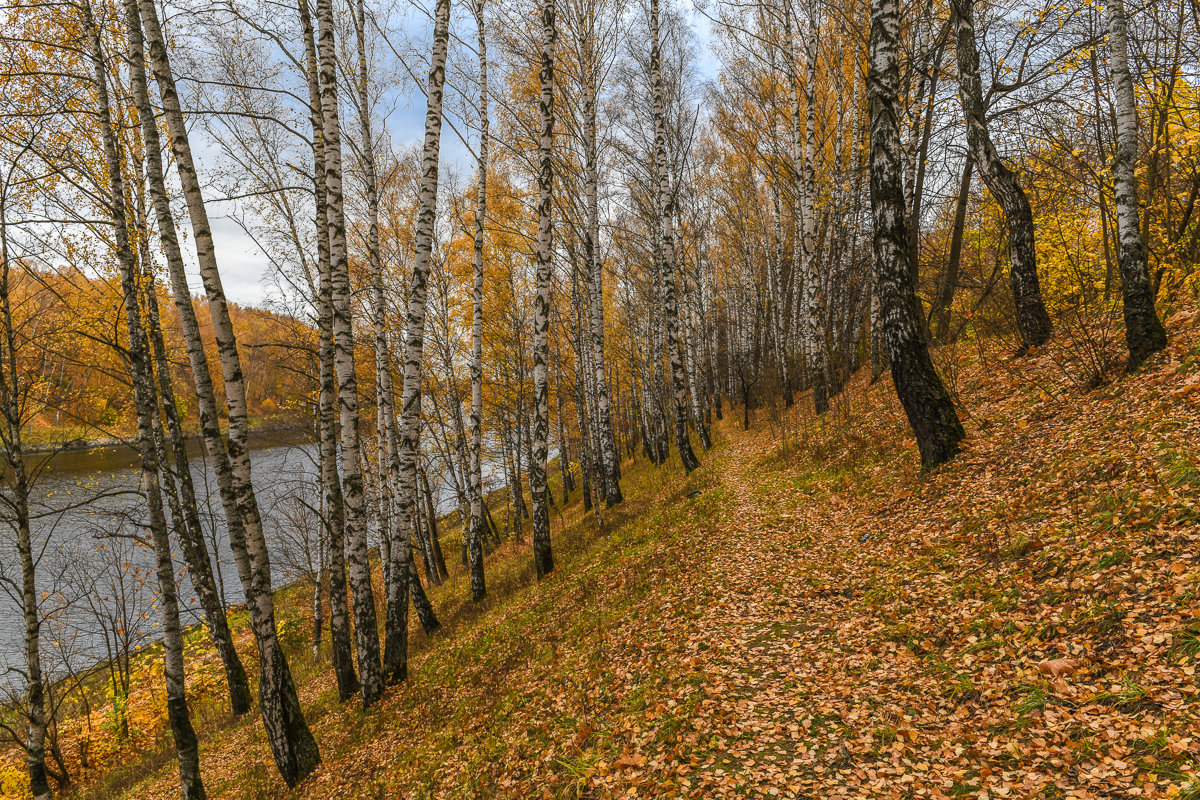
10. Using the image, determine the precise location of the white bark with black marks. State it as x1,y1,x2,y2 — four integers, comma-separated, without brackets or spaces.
468,0,488,601
315,0,384,707
120,0,252,719
582,68,623,505
1,152,52,800
386,0,452,681
297,0,359,702
531,0,556,577
1106,0,1167,366
650,0,699,474
136,0,320,781
87,17,204,792
949,0,1052,350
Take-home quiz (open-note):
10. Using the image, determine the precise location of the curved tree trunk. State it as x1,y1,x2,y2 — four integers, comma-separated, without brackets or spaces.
949,0,1052,350
120,0,252,719
136,0,320,782
932,154,973,342
143,268,252,719
419,468,449,580
2,169,51,800
88,20,204,793
868,0,966,470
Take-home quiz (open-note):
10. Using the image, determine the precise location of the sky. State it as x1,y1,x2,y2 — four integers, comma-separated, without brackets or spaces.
198,0,718,307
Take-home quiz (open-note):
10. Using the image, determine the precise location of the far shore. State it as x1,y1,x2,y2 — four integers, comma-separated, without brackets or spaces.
22,418,314,456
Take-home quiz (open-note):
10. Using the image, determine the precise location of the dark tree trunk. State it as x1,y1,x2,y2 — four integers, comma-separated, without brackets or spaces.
933,154,973,342
408,544,440,634
949,0,1052,350
869,0,966,470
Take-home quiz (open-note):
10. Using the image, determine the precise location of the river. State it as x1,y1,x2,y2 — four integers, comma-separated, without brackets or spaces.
0,429,325,685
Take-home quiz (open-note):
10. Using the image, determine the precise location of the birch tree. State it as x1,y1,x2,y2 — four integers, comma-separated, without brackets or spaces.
650,0,699,474
531,0,557,577
949,0,1053,351
468,0,489,602
86,11,204,793
868,0,965,469
0,112,53,800
1105,0,1168,366
135,0,321,781
385,0,453,682
296,0,358,701
314,0,384,707
562,0,624,505
119,0,252,720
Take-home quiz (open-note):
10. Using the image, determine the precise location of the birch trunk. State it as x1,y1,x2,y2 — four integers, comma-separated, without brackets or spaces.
949,0,1052,350
650,0,699,474
142,266,252,718
933,154,973,342
314,0,383,707
1,165,51,800
782,8,818,403
297,0,359,702
801,19,828,413
767,182,792,406
868,0,965,470
120,0,252,718
369,445,391,593
420,468,449,579
1106,0,1168,366
385,0,452,681
571,271,596,512
355,0,401,610
579,277,608,502
468,0,489,601
137,0,320,781
682,264,712,448
583,82,623,505
530,0,556,577
401,444,440,634
88,22,203,792
555,358,571,505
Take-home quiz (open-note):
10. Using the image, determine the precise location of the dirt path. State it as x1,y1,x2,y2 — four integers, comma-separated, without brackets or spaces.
661,431,890,798
627,396,1200,800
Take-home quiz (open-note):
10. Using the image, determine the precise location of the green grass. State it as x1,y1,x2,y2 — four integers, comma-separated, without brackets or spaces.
49,438,717,800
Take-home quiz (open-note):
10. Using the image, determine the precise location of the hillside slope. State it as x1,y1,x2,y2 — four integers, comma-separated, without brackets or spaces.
7,315,1200,800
